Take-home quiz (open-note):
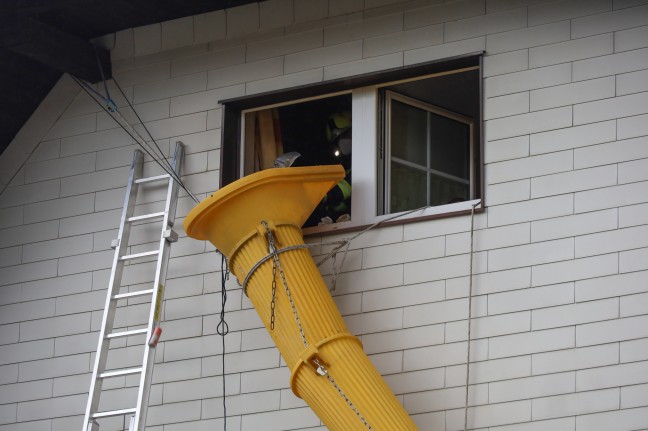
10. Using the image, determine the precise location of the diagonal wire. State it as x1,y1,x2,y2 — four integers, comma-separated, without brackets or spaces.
93,45,116,112
111,79,177,175
316,205,430,290
71,76,167,177
316,205,429,268
108,78,192,199
70,75,199,203
70,74,191,199
91,45,163,170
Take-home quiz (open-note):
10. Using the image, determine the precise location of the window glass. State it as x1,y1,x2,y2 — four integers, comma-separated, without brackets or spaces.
381,70,476,215
390,161,427,213
428,112,471,206
429,113,469,179
391,99,427,163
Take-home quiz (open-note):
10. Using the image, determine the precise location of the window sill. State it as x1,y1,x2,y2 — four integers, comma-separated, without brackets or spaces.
302,199,483,238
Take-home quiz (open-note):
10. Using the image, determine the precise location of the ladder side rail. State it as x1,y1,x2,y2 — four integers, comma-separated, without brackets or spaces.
132,142,185,431
165,142,185,226
83,150,144,431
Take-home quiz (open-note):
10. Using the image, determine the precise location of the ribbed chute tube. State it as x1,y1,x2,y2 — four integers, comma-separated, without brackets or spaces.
183,166,420,431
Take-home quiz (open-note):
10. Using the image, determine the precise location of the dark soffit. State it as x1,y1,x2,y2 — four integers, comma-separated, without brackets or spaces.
0,0,262,156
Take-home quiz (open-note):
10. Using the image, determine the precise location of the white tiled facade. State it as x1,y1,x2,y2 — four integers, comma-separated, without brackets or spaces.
1,0,648,430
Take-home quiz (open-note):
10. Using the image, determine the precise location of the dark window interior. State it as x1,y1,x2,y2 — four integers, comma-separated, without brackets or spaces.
243,94,351,172
242,94,352,227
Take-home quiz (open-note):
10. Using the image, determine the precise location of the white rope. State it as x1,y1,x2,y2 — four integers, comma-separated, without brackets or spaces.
240,207,430,293
464,201,481,431
317,206,429,290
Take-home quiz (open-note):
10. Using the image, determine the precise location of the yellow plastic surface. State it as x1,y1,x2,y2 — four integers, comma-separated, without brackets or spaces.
183,165,345,258
183,166,420,431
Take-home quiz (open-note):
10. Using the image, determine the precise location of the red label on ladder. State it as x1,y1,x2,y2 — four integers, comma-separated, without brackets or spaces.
148,326,162,348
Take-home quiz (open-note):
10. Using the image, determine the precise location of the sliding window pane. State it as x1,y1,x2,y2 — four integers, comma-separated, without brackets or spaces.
391,100,427,165
390,162,427,213
429,174,469,206
429,113,470,181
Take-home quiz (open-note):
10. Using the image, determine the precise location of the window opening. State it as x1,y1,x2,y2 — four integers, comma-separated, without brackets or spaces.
221,54,483,232
242,93,352,228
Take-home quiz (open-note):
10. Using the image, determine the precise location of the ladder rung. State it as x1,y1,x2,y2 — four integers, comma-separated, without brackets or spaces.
107,328,148,339
92,408,137,419
120,250,160,261
99,367,143,379
128,212,165,222
113,289,154,300
135,174,170,184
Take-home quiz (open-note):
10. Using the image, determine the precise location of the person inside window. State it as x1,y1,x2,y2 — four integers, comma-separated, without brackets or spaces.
303,109,352,226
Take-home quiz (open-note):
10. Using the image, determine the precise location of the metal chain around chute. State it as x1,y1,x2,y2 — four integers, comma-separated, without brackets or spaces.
263,221,308,348
261,221,373,430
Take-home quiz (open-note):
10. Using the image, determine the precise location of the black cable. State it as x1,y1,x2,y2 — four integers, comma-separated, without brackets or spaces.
111,79,177,175
93,45,114,112
75,72,114,110
70,75,199,202
217,253,230,430
72,75,163,167
80,52,187,195
110,78,188,193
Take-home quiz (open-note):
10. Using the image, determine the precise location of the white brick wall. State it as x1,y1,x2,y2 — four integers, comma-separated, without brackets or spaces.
0,0,647,430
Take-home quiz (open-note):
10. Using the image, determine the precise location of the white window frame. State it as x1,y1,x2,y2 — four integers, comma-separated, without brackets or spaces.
350,88,481,233
382,90,476,214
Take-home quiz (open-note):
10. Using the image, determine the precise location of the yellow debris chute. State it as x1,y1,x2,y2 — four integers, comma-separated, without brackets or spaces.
184,165,419,431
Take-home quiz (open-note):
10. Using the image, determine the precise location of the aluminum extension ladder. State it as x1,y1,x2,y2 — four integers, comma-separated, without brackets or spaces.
82,142,185,431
